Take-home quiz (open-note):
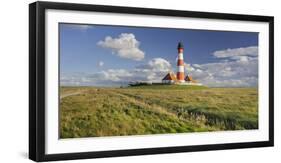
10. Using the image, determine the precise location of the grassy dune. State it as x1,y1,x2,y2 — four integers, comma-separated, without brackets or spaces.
59,86,258,138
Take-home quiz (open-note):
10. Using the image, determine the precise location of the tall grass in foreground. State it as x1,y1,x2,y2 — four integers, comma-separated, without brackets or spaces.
59,86,258,138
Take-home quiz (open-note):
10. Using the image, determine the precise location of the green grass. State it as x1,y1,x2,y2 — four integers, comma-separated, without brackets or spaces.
59,85,258,138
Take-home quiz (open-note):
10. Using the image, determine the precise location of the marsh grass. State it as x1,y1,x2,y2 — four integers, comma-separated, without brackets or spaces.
60,85,258,138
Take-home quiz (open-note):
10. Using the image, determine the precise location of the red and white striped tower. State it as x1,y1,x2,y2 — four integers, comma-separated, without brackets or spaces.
177,42,185,83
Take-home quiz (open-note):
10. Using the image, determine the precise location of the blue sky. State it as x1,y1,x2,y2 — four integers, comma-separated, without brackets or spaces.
60,23,258,87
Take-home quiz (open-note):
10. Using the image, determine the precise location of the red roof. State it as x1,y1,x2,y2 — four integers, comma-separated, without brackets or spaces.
162,72,177,81
185,75,193,81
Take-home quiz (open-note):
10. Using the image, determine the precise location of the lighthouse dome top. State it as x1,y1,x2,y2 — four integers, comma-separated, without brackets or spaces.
177,42,184,49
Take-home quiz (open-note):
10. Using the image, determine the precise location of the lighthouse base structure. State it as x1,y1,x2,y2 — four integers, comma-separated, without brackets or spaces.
161,71,203,86
178,80,186,83
175,82,203,86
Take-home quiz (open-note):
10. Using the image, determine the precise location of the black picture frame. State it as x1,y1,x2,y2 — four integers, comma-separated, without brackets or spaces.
29,1,274,162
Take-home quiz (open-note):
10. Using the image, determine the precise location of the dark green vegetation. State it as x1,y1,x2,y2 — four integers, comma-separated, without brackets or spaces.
60,85,258,138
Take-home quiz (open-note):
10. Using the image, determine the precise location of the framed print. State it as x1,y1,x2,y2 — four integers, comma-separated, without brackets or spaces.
29,1,274,162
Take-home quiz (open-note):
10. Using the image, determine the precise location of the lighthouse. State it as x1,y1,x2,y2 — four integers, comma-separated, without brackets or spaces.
161,42,202,86
177,42,185,83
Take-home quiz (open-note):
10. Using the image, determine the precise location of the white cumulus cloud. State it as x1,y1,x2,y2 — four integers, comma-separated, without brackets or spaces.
185,46,258,87
97,33,145,61
213,46,258,62
61,58,171,86
137,58,172,72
